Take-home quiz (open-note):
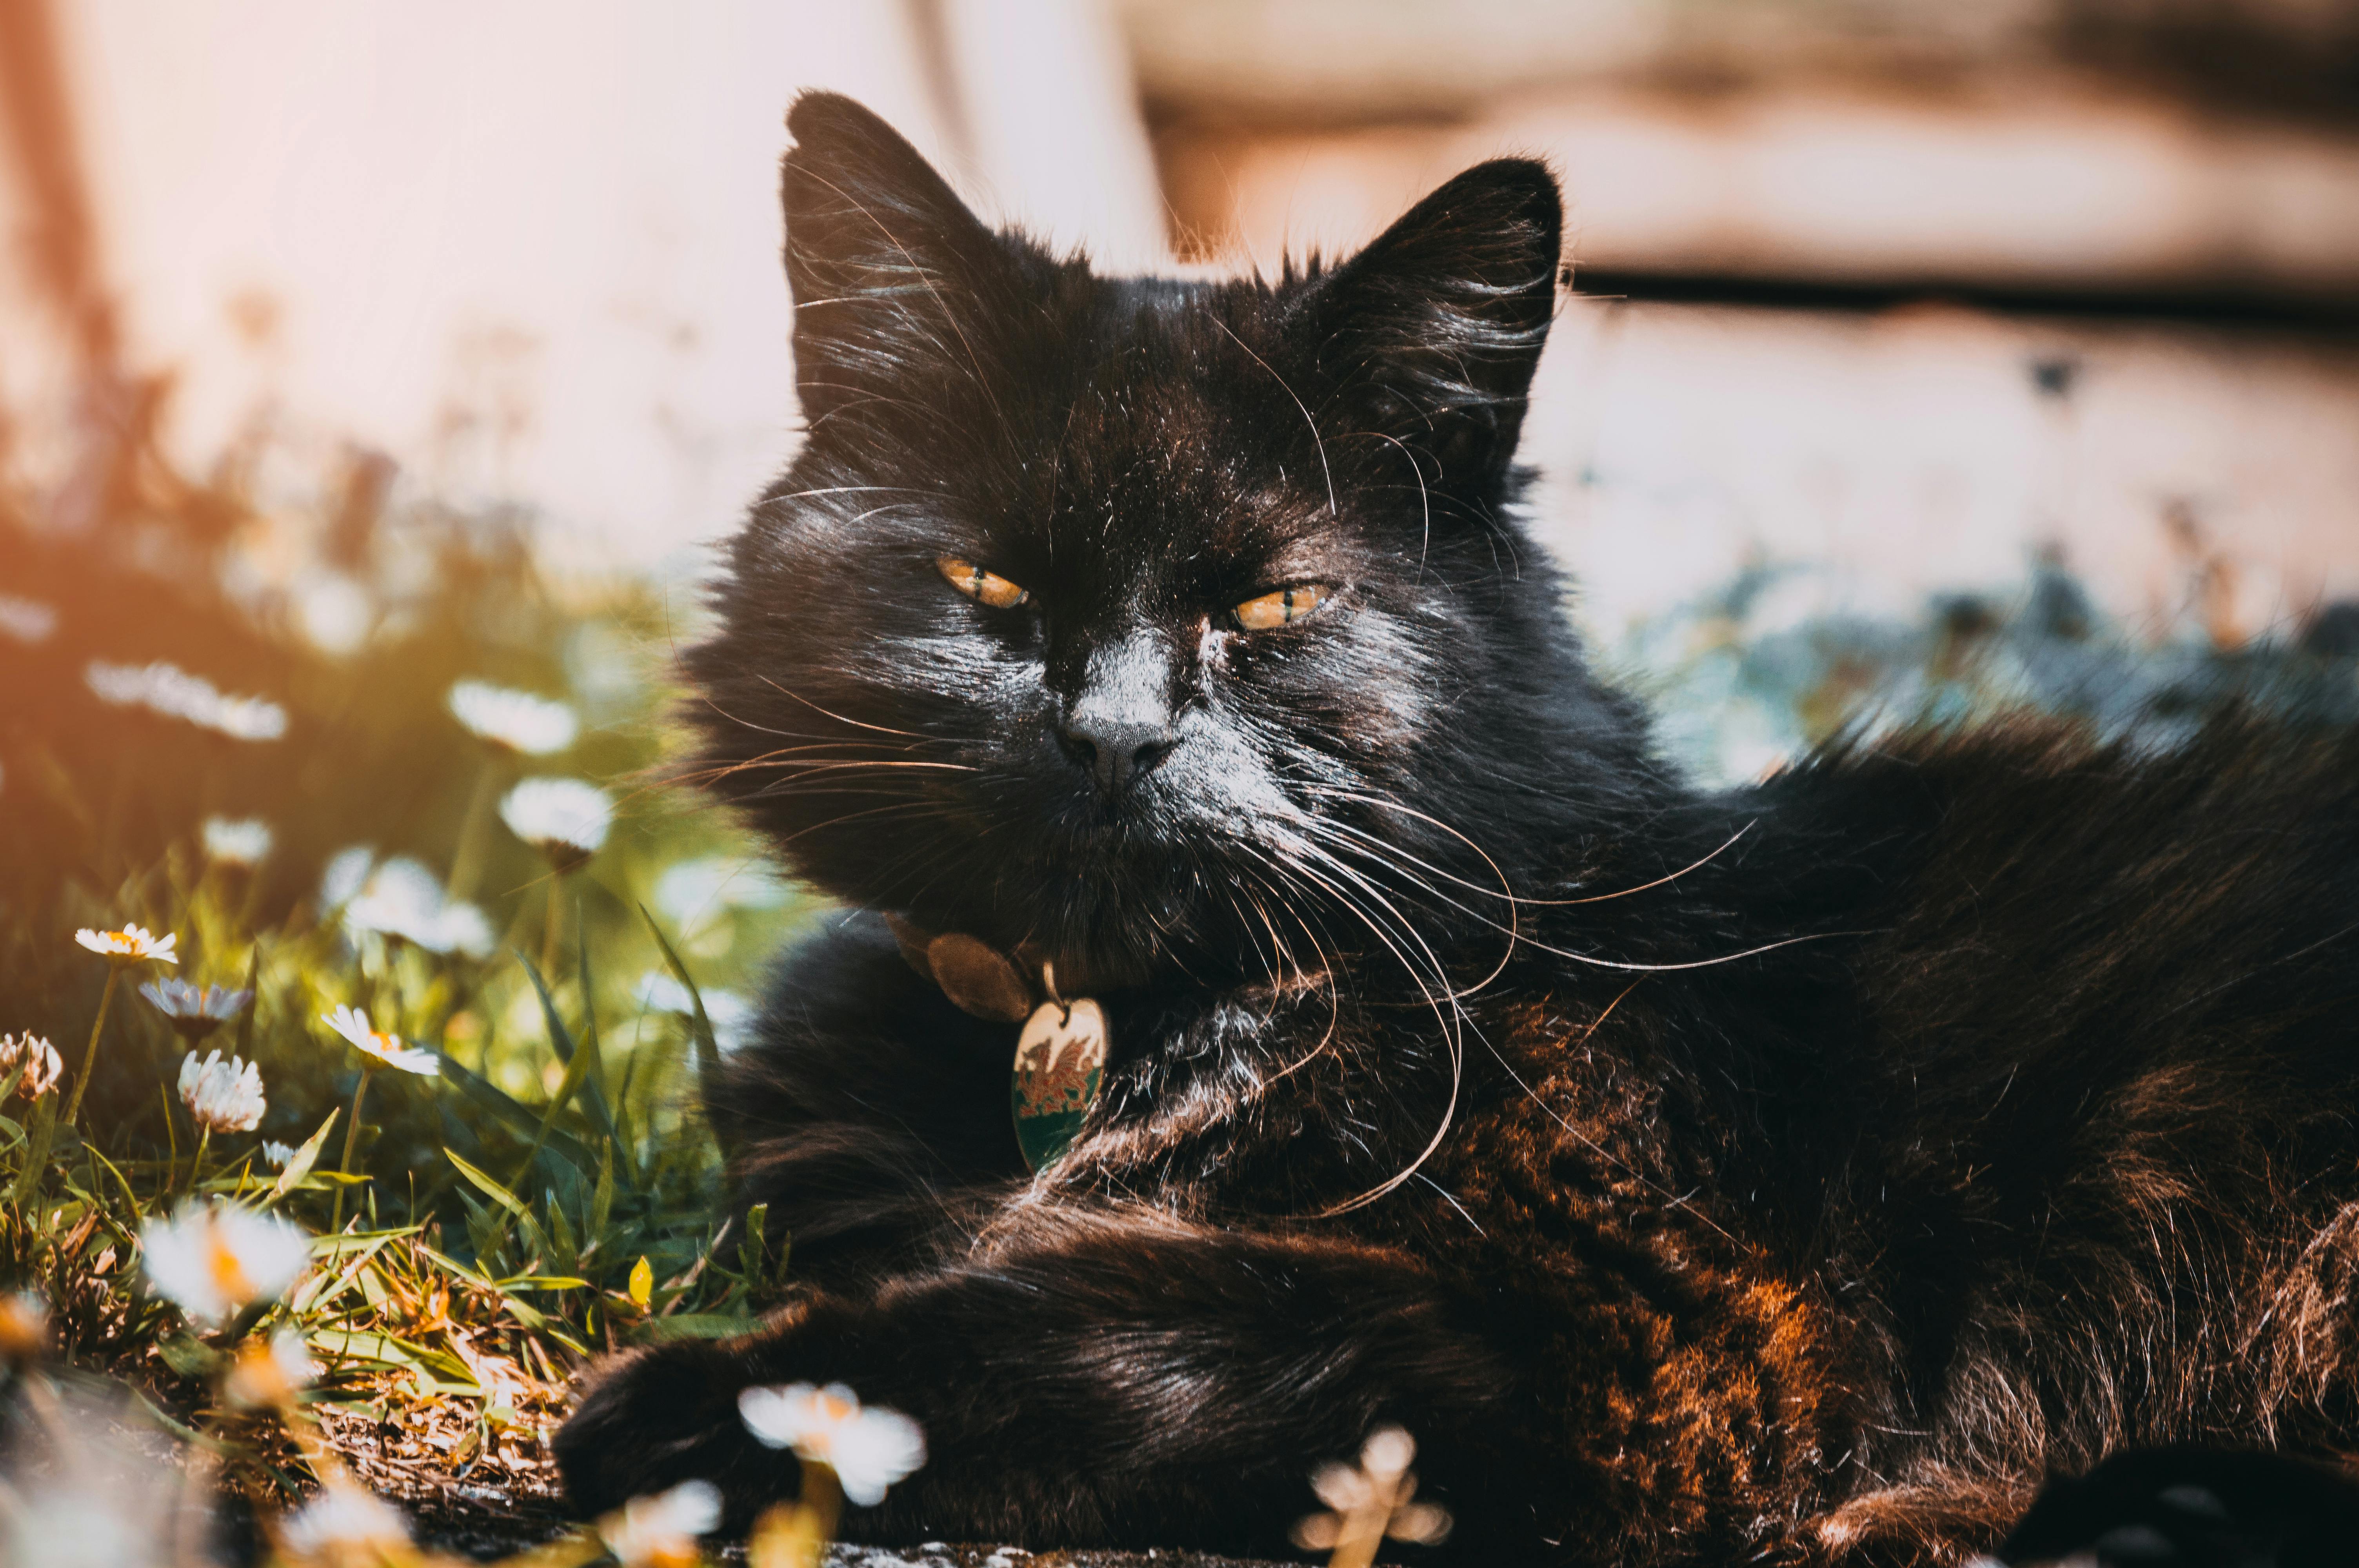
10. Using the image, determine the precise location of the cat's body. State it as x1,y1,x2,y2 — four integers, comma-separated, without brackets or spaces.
556,94,2359,1565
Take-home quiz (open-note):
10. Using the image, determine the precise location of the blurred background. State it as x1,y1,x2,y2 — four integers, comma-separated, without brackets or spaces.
6,0,2359,1001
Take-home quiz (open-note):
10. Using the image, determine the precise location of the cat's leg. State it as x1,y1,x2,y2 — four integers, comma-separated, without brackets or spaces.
1988,1446,2359,1567
554,1210,1528,1557
706,912,1029,1291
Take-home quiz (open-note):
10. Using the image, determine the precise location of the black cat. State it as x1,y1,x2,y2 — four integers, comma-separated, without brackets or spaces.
555,93,2359,1566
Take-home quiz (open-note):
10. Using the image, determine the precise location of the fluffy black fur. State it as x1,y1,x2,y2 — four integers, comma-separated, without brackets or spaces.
555,93,2359,1566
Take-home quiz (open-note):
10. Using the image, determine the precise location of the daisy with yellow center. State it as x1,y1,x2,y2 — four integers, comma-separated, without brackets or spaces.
223,1328,317,1412
318,1005,437,1232
318,1005,438,1076
740,1380,925,1567
139,1200,308,1326
73,925,178,964
739,1381,926,1504
598,1480,722,1568
65,925,179,1129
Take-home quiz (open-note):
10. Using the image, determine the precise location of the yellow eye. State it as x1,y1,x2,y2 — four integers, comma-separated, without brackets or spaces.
936,556,1030,610
1232,584,1328,630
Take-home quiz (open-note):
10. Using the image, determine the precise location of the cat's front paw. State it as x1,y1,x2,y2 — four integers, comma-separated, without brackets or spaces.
554,1332,801,1528
1992,1446,2359,1568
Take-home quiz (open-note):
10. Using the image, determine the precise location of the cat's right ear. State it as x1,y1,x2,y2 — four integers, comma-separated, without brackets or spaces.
779,93,1012,428
1295,157,1563,494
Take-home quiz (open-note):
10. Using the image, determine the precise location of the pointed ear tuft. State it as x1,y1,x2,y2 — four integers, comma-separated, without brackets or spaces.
779,93,1011,429
1301,158,1563,487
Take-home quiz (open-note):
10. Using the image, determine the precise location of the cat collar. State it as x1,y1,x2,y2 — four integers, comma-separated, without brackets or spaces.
885,915,1107,1173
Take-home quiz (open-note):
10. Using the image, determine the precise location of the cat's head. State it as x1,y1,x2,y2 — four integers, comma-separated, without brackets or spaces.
690,93,1632,987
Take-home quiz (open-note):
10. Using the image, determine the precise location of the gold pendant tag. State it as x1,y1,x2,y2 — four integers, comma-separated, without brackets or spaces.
1011,996,1107,1171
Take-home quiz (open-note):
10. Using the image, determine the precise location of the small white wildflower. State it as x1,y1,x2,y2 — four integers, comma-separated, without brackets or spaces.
0,594,57,645
275,1477,413,1563
501,776,614,871
634,971,695,1015
178,1049,266,1134
597,1479,722,1568
701,990,756,1053
262,1141,296,1169
0,1034,62,1100
140,977,253,1042
85,659,287,741
326,851,493,958
633,975,756,1053
74,925,177,965
431,900,495,960
200,816,274,866
448,679,579,755
1292,1425,1451,1561
140,1200,309,1325
652,855,789,931
318,1005,439,1076
738,1382,926,1506
223,1328,316,1409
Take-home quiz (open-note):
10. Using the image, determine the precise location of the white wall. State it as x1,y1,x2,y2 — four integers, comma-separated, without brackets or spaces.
34,0,1161,575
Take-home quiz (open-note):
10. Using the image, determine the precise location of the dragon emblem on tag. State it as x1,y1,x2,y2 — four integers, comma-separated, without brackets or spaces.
1011,996,1107,1171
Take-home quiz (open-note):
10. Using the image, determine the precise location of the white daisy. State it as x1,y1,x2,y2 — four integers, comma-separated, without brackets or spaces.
738,1382,927,1506
140,1200,309,1325
140,977,253,1042
634,971,695,1015
73,925,177,965
223,1328,316,1410
0,594,57,645
323,850,494,958
652,855,789,931
0,1034,62,1100
178,1050,267,1135
500,777,614,871
634,973,757,1054
200,816,274,866
275,1478,413,1562
262,1141,296,1169
84,659,287,741
1291,1425,1451,1560
448,679,579,755
318,1005,440,1076
597,1479,722,1568
431,900,495,960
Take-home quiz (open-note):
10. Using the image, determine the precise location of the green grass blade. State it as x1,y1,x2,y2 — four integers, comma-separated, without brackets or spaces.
636,902,722,1087
8,1091,56,1204
427,1047,598,1174
443,1147,529,1220
515,950,630,1183
264,1110,343,1210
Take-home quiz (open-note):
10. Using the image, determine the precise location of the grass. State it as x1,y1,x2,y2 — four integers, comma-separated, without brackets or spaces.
4,414,2354,1563
0,428,821,1559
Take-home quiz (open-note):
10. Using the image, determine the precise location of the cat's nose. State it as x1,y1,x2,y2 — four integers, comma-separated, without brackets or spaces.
1058,714,1178,798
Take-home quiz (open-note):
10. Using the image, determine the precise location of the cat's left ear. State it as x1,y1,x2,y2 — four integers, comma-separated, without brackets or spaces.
1298,158,1563,489
778,92,1021,429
